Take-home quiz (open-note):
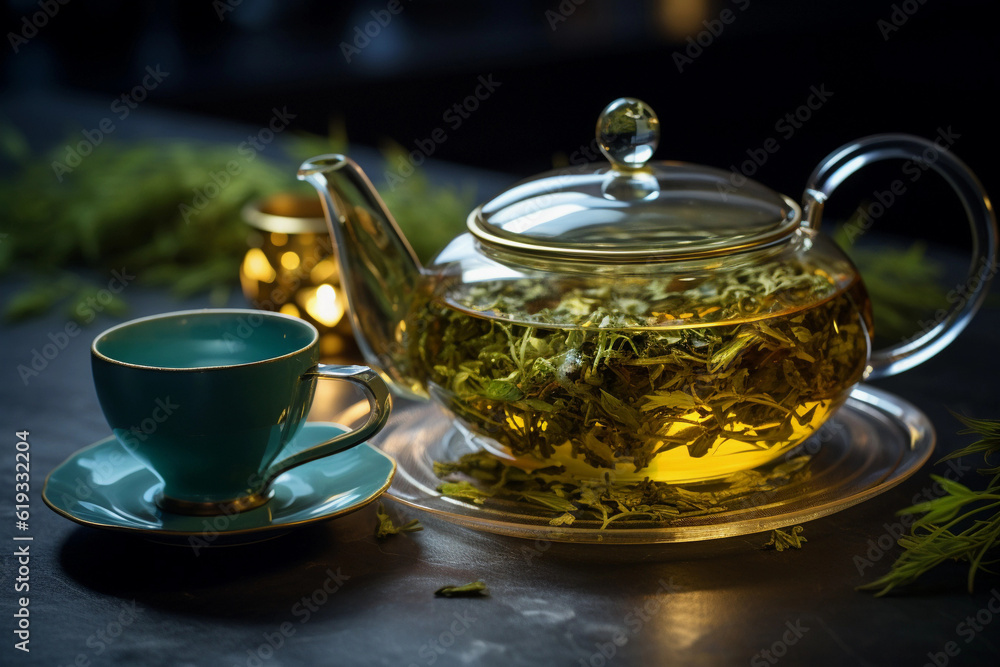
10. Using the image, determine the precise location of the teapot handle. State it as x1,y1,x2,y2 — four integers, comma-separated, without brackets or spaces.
801,134,997,380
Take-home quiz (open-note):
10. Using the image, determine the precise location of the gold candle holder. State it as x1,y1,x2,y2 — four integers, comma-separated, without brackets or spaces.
239,193,354,357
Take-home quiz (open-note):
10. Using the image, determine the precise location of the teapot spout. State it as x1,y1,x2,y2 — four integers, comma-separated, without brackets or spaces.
298,154,426,398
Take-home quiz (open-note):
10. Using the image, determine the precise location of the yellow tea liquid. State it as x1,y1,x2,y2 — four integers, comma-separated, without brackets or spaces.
415,279,870,483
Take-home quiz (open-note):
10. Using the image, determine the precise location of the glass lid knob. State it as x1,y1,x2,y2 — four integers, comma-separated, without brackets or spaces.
596,97,660,171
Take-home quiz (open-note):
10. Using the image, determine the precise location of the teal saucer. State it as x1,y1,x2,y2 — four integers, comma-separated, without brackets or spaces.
43,422,396,546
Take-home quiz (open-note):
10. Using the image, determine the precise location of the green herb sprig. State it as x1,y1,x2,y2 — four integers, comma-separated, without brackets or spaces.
763,525,807,551
374,502,423,539
859,416,1000,595
434,581,489,598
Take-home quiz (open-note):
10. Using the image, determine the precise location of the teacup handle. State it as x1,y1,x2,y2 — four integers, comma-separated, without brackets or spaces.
263,364,391,484
801,133,998,380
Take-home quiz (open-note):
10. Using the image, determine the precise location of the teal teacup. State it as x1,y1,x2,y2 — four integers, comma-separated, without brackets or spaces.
91,309,390,515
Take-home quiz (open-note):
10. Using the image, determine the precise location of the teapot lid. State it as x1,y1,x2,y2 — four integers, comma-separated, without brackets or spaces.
469,98,801,261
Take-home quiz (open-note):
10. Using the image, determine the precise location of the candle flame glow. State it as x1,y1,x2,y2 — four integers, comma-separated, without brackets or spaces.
303,283,344,328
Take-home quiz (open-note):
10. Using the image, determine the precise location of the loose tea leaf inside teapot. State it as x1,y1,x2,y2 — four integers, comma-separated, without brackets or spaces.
412,257,870,483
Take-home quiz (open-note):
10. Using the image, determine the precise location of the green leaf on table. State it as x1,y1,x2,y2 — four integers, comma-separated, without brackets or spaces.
374,502,423,539
437,481,493,505
763,525,807,551
434,581,489,598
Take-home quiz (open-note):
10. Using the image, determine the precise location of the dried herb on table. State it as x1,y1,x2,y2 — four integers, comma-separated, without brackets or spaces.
859,416,1000,596
435,450,813,528
763,525,807,551
374,502,423,539
434,581,489,598
415,261,869,478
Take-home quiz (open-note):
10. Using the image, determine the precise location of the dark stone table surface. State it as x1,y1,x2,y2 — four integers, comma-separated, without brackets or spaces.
2,260,999,667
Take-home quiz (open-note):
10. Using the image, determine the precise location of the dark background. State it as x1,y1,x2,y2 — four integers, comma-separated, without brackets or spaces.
3,5,1000,666
2,0,997,252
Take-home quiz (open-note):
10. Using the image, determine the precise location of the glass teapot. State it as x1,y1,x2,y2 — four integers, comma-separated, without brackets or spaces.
299,98,997,484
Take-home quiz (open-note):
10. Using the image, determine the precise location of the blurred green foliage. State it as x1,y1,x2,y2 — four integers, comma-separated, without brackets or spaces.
0,122,472,323
832,219,949,344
